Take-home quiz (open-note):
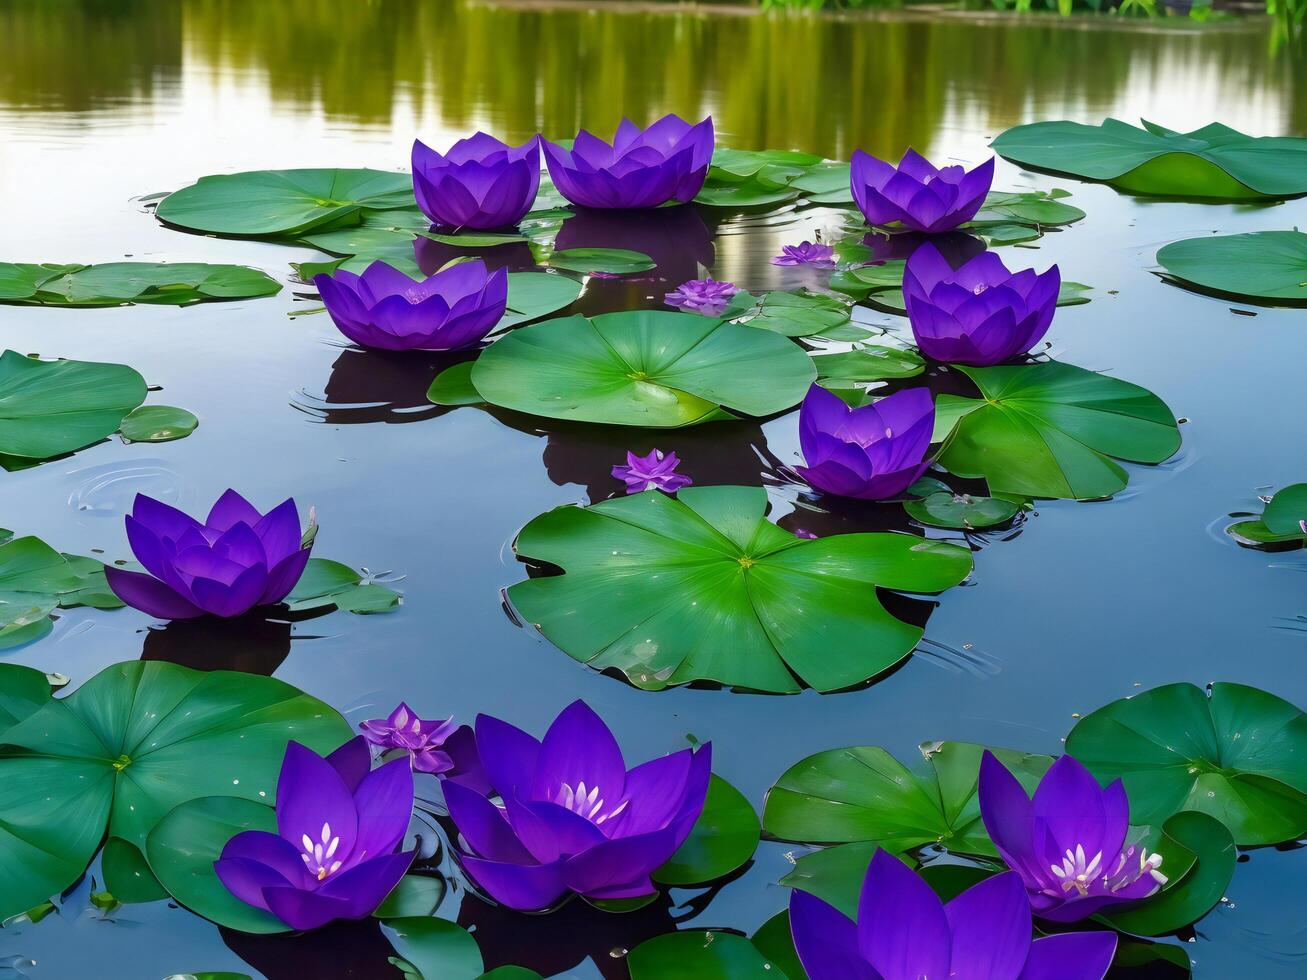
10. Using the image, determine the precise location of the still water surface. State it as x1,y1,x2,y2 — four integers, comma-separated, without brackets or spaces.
1,1,1306,977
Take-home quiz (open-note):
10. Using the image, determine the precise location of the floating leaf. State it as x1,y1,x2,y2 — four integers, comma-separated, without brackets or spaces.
934,361,1181,501
1228,483,1307,545
971,189,1085,228
101,836,167,904
455,311,815,428
147,796,285,933
791,163,853,204
423,231,528,247
992,119,1307,199
425,362,482,406
0,350,146,463
156,169,415,236
729,290,851,338
694,180,799,208
653,775,760,885
764,741,1052,854
0,661,350,919
0,663,53,733
119,405,198,443
828,261,906,302
628,931,782,980
708,148,823,182
748,911,804,980
381,917,484,980
779,841,894,917
0,262,281,307
1066,682,1307,845
508,486,972,693
373,875,446,920
547,247,655,275
1157,231,1307,305
904,491,1020,530
812,347,926,386
1100,811,1235,936
284,558,401,614
494,272,584,333
0,534,124,648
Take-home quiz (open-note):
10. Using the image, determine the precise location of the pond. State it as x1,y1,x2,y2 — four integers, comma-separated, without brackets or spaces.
1,0,1306,977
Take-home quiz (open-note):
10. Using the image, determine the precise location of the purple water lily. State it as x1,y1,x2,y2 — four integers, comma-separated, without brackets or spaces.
360,703,463,775
104,490,312,620
789,849,1117,980
442,700,711,912
980,751,1168,922
795,384,934,500
851,149,994,234
794,528,818,540
611,449,693,493
412,133,541,231
214,738,415,931
664,277,739,315
542,115,714,210
772,241,835,268
314,259,507,352
905,243,1060,366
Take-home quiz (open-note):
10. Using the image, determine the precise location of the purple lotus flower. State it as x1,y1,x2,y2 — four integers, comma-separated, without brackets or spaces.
542,115,714,210
104,490,312,620
214,738,415,931
314,259,507,352
664,278,739,315
795,384,934,500
980,751,1168,922
772,241,835,268
790,849,1117,980
794,528,818,540
442,700,711,912
412,133,541,231
611,449,693,494
905,243,1060,366
851,149,994,234
360,703,462,774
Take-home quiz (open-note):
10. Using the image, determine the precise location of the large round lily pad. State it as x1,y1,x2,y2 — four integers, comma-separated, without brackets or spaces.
992,119,1307,199
763,741,1052,853
0,661,350,919
0,262,281,307
461,311,816,427
508,486,972,693
1066,682,1307,845
935,361,1181,501
156,168,415,236
1157,231,1307,305
0,350,147,462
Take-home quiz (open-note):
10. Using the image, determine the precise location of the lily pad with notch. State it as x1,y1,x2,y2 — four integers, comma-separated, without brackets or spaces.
508,485,972,693
0,262,282,307
284,558,401,615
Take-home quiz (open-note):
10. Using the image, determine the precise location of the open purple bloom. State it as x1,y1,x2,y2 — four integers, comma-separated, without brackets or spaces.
664,277,739,315
980,751,1168,922
790,849,1117,980
105,490,312,620
214,738,415,931
772,241,835,268
314,259,507,352
851,149,994,234
412,133,541,231
542,115,714,210
905,243,1060,366
360,703,462,775
443,700,711,912
611,449,693,494
795,384,934,500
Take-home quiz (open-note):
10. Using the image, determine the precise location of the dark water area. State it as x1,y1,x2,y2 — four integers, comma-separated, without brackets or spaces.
2,1,1307,977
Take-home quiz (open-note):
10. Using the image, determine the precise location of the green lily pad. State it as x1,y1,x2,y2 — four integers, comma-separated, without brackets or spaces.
423,231,528,247
748,911,805,980
1157,231,1307,305
284,558,402,614
493,272,583,333
709,148,823,182
0,660,351,920
992,119,1307,199
694,180,800,208
934,361,1181,501
381,917,484,980
728,290,852,338
302,220,425,277
508,485,972,693
791,163,853,203
0,534,125,649
1100,811,1235,936
812,347,926,387
1066,682,1307,845
0,350,147,463
971,189,1085,228
146,795,286,933
455,311,815,428
904,491,1021,530
425,362,481,406
156,169,415,236
547,248,655,275
373,875,446,919
779,841,898,917
0,262,282,307
763,741,1052,854
828,261,906,302
653,775,760,885
0,663,54,733
119,405,198,443
101,836,168,904
628,931,783,980
1228,483,1307,545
